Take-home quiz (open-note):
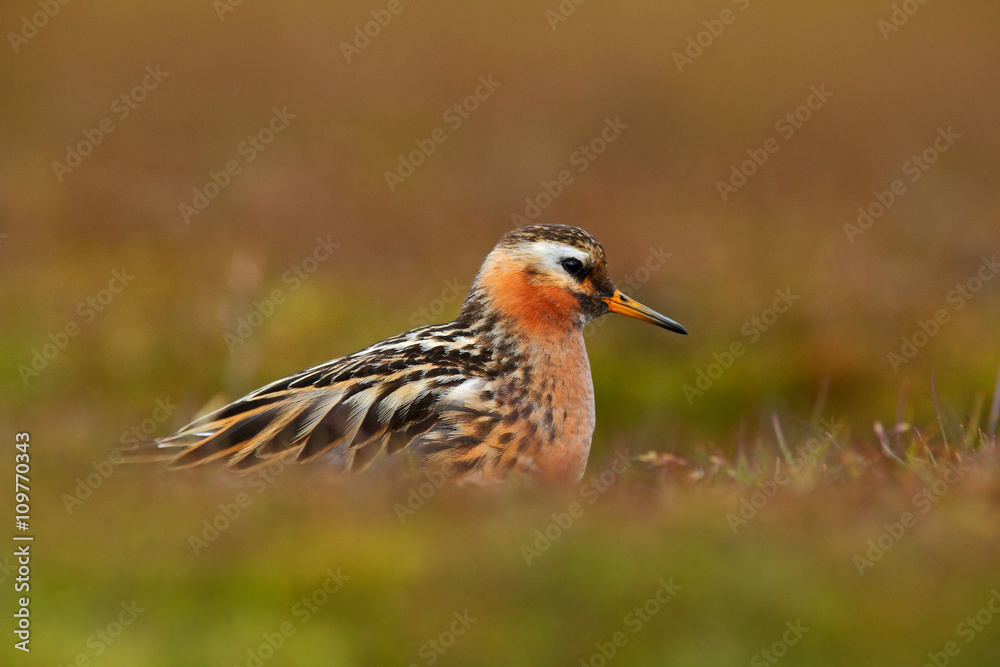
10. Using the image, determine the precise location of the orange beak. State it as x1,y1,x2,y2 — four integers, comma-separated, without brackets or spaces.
602,290,687,334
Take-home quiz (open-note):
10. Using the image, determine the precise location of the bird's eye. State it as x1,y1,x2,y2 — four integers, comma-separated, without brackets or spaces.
560,257,586,278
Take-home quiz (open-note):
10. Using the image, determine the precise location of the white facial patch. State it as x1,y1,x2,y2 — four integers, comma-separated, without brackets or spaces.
520,241,590,277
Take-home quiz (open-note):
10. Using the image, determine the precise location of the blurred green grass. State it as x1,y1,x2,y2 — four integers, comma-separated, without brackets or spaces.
3,0,1000,664
26,440,1000,666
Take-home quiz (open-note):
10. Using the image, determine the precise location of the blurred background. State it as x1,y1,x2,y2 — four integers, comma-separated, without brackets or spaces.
2,0,999,665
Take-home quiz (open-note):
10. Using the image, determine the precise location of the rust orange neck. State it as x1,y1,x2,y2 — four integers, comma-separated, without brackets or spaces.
477,251,581,337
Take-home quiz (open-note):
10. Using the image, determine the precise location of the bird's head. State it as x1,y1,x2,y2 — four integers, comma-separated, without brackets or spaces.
460,224,687,336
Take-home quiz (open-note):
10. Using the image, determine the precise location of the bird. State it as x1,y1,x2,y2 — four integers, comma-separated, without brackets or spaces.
130,224,686,483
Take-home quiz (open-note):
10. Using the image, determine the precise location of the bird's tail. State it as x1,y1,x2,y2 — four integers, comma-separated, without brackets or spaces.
120,384,436,473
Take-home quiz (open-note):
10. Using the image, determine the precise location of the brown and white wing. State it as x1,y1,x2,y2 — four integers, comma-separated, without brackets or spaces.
124,325,497,473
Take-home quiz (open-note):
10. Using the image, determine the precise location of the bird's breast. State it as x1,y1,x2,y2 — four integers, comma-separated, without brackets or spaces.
509,331,596,482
